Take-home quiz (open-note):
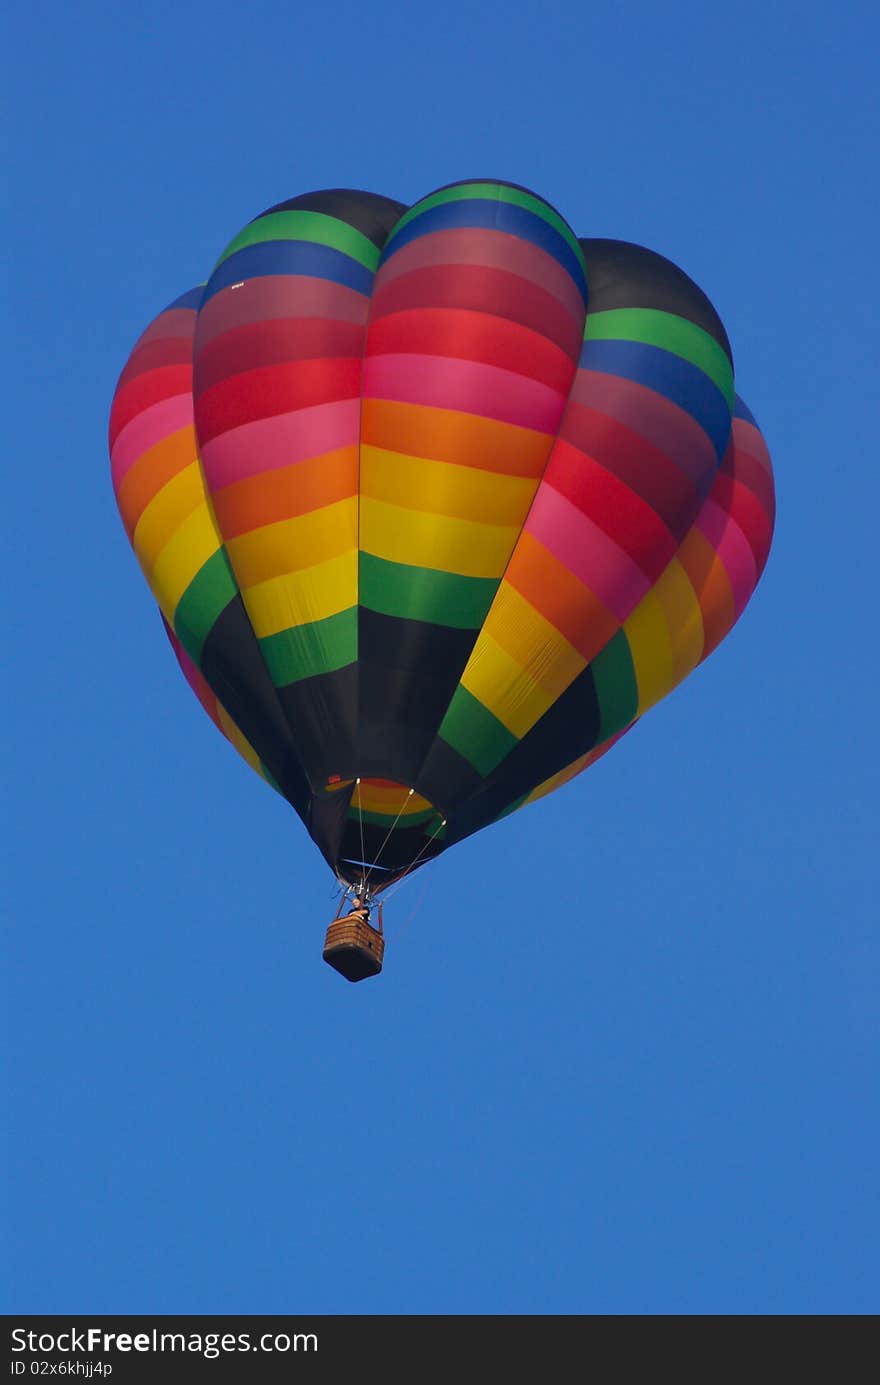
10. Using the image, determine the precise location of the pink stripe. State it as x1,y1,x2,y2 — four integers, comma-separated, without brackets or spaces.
376,227,586,324
110,394,193,491
362,354,565,434
571,370,718,487
199,398,361,491
696,499,757,617
195,275,369,348
526,483,651,621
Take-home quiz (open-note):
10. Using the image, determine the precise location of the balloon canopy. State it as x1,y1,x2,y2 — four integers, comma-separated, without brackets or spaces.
110,181,775,893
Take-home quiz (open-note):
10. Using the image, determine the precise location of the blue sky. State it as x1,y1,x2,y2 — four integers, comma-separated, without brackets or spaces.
4,0,878,1313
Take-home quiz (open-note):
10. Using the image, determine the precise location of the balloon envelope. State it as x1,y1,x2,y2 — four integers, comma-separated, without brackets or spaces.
110,182,775,890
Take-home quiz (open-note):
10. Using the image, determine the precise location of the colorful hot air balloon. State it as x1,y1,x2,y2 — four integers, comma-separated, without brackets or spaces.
110,182,775,979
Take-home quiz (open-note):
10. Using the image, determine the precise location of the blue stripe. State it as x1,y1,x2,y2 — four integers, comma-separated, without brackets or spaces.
202,241,374,303
734,393,758,428
579,339,732,458
380,200,587,303
166,285,204,312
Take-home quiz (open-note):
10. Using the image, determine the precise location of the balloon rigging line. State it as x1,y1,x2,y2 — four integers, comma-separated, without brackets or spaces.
355,778,366,893
392,866,433,939
379,815,446,904
362,788,415,892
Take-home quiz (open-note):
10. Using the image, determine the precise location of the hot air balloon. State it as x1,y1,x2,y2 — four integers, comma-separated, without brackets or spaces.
109,181,775,981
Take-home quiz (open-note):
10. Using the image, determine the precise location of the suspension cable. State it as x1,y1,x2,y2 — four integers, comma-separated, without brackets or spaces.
376,814,446,905
362,788,415,892
354,777,366,894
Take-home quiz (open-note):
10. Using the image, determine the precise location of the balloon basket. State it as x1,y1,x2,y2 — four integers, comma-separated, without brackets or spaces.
322,917,385,982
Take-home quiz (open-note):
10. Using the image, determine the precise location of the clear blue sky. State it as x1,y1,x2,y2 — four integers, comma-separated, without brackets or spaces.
4,0,877,1314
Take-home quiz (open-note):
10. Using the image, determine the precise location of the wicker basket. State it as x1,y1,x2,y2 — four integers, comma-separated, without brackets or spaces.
323,916,385,982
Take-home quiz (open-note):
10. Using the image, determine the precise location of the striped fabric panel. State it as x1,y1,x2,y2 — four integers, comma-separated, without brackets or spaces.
469,391,776,829
433,242,737,781
334,777,439,829
162,619,277,788
110,290,239,667
357,181,588,778
578,394,773,746
109,291,276,789
193,210,379,690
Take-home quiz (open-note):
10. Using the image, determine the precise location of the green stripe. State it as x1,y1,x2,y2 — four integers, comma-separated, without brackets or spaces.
261,764,283,795
494,791,529,822
347,805,437,829
173,549,239,665
360,552,497,629
260,607,357,685
591,630,639,741
428,816,447,841
584,308,734,408
385,182,585,270
215,211,381,272
439,685,518,777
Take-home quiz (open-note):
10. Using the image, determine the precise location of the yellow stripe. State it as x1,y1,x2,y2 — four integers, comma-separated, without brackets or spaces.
654,558,703,689
481,582,585,702
224,497,357,588
359,786,432,813
217,704,264,778
361,445,537,526
460,632,557,738
360,496,517,578
522,750,592,806
242,550,357,637
150,504,225,620
624,586,674,714
133,462,206,575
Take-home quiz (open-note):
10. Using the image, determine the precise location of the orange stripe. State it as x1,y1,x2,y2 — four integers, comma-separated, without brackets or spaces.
116,427,197,537
677,528,734,658
504,531,619,663
211,446,358,538
360,398,551,477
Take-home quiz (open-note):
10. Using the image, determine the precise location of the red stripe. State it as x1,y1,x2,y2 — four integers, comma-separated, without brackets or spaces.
369,264,583,358
109,365,192,449
134,307,196,351
194,358,361,444
543,440,677,579
724,442,776,519
116,336,192,392
365,307,576,393
732,417,772,473
709,473,774,570
194,317,366,397
559,401,701,538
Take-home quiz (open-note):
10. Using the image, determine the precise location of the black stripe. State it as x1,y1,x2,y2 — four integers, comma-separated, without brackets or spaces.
308,785,356,874
254,189,407,250
580,239,733,364
276,664,359,786
444,668,602,846
198,598,311,815
356,610,480,784
416,736,486,816
335,818,444,881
